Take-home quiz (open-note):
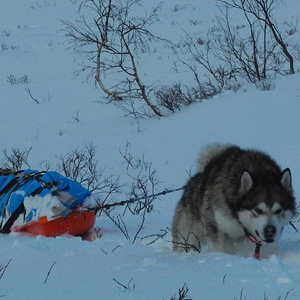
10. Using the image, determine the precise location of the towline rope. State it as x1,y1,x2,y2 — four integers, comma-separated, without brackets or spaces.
85,186,186,213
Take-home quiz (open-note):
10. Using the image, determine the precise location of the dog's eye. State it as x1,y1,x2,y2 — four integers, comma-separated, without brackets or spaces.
275,208,283,215
254,208,264,215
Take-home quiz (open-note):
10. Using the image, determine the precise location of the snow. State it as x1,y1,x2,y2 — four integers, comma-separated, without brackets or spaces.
1,0,300,299
22,194,63,223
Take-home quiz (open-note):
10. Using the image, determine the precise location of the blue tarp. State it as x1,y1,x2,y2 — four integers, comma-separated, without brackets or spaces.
0,169,91,217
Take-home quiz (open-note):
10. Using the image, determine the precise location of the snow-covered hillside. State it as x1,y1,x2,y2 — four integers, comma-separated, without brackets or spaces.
1,0,300,299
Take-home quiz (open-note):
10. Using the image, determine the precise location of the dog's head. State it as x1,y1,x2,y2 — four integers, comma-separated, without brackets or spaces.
237,168,295,244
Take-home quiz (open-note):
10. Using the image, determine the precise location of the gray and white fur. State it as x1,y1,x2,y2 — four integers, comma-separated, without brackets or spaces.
172,144,296,256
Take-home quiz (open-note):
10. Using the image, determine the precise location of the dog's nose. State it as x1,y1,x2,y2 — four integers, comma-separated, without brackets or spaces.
264,225,276,238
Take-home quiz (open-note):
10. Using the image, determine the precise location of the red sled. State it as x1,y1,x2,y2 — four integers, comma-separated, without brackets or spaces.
13,210,96,237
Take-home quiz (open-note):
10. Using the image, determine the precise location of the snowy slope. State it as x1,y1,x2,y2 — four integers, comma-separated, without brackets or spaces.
1,0,300,299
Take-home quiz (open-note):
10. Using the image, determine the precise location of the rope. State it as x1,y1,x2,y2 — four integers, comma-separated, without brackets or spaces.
85,186,186,213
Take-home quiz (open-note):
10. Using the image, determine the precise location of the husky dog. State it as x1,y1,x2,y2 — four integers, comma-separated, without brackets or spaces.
172,144,296,256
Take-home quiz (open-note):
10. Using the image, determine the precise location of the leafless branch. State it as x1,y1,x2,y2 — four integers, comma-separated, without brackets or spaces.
2,148,32,171
62,0,172,117
44,261,57,284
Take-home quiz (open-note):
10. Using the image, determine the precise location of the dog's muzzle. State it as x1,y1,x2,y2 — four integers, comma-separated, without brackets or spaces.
255,225,277,243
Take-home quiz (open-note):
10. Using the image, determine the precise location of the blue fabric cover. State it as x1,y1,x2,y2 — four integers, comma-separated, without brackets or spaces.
0,170,91,216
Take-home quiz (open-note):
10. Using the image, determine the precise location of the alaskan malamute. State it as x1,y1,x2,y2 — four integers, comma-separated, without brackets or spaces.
172,144,296,257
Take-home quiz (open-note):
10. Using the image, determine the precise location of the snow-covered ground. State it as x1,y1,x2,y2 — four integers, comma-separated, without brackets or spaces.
1,0,300,299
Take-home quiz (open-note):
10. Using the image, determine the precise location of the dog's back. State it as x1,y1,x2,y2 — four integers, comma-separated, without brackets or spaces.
172,143,235,251
197,143,234,173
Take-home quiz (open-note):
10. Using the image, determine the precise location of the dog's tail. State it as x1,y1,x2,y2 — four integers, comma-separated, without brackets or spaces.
197,143,233,173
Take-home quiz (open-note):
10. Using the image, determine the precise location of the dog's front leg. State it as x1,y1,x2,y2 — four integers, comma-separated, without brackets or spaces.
204,223,226,253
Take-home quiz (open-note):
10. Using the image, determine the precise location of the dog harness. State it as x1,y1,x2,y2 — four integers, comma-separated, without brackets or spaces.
243,228,262,259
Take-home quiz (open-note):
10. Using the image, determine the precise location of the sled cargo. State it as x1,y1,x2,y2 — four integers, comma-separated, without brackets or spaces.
0,169,96,238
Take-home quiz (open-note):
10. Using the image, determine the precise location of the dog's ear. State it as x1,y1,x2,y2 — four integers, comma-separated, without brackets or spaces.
280,168,292,193
240,170,253,194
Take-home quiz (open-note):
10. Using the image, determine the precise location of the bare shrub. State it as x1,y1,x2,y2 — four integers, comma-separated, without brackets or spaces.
56,142,160,243
170,284,192,300
56,143,121,197
182,0,296,97
156,79,221,113
155,83,193,112
172,229,201,253
255,79,275,91
7,74,29,85
56,143,99,189
218,0,295,75
102,142,160,243
62,0,172,117
141,228,169,245
2,148,32,171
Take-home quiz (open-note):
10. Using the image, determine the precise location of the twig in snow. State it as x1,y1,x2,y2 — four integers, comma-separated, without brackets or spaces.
25,88,40,104
112,278,135,291
0,259,12,280
44,261,57,284
170,283,192,300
